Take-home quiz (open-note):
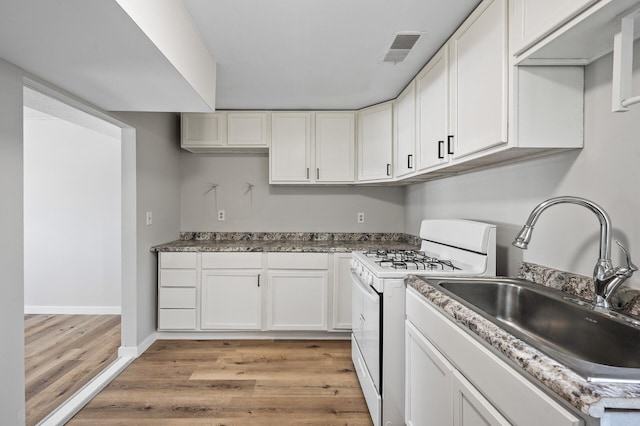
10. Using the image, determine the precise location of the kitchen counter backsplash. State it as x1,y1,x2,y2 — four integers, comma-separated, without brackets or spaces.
518,262,640,318
152,232,421,253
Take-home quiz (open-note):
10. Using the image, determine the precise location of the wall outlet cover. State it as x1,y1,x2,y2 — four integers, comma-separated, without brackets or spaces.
357,212,365,224
217,210,225,221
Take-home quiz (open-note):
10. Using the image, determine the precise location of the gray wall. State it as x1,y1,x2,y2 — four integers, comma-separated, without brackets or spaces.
111,112,182,347
180,153,405,232
0,58,26,424
405,47,640,289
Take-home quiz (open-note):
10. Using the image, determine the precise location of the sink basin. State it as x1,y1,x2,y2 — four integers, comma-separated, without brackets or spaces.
425,276,640,383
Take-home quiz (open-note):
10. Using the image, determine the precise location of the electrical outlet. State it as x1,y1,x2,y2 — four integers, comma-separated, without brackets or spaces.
217,210,225,221
357,212,365,224
146,211,152,226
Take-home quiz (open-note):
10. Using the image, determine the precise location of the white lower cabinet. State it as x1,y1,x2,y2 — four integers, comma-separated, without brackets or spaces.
331,253,352,330
200,253,263,330
201,269,262,330
405,321,454,426
406,287,583,426
158,252,198,330
267,269,328,330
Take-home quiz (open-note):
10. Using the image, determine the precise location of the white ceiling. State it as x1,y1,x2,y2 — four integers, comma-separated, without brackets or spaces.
1,0,481,112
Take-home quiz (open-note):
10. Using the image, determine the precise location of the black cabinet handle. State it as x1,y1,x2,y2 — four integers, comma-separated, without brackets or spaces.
407,154,413,169
257,274,260,287
447,135,454,155
386,163,391,176
306,168,309,179
438,141,444,159
316,168,319,180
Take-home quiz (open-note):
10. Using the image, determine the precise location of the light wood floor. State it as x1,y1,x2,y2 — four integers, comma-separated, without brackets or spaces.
69,339,373,425
24,314,121,426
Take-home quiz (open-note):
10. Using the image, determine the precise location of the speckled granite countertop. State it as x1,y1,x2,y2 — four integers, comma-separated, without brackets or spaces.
151,232,421,253
406,263,640,419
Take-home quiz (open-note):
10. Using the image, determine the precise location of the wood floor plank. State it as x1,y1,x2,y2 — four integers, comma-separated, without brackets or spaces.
25,314,120,426
69,339,373,425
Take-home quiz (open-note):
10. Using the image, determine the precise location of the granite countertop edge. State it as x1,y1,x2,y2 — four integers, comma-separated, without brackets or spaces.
151,232,422,253
405,273,640,419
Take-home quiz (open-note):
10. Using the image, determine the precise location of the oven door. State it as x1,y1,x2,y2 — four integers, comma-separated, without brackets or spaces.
351,270,381,392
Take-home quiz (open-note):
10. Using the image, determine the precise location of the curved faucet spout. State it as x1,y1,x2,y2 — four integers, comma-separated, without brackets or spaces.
512,196,634,309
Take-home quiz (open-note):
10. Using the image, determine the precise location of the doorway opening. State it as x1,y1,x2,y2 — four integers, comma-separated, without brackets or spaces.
22,84,136,425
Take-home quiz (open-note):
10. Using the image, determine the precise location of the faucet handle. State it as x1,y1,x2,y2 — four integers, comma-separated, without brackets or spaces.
615,239,638,273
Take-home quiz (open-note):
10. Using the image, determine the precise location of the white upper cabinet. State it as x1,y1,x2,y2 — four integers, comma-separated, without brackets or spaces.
449,0,508,160
315,112,356,183
227,112,270,147
509,0,598,57
416,45,450,172
181,112,270,152
357,101,394,182
270,112,312,183
181,112,226,152
270,112,356,184
394,82,417,178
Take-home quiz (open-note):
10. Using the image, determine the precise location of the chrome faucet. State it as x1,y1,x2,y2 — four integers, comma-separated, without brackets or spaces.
513,196,637,309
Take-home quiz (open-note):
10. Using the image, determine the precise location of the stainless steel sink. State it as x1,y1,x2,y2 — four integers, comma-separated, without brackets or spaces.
425,276,640,383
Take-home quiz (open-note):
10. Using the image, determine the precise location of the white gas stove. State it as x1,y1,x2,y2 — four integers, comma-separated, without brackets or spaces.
351,219,496,426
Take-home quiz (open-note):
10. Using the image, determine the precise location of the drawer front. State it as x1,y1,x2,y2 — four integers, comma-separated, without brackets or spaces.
202,252,263,269
267,252,329,269
160,252,197,269
159,288,196,309
158,309,196,330
159,269,197,287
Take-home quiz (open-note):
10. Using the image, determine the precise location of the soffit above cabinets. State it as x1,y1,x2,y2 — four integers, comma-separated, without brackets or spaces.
0,0,480,112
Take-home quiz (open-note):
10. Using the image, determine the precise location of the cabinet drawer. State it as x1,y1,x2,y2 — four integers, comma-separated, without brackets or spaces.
160,252,197,269
267,252,329,269
159,269,197,287
159,288,196,309
202,252,263,269
158,309,196,330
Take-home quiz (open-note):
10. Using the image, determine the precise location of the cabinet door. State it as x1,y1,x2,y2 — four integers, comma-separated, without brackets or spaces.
510,0,598,56
315,112,355,182
405,321,454,426
452,370,511,426
181,112,226,149
270,112,311,182
357,102,393,181
450,0,508,159
201,269,262,330
331,254,352,330
227,112,270,147
416,45,450,171
267,270,328,330
394,82,416,178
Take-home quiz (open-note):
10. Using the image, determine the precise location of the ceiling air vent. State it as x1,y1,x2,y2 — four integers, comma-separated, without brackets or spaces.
383,32,422,63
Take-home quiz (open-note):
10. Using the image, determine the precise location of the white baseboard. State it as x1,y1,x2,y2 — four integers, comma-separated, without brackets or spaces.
118,332,157,358
155,330,351,340
25,305,121,315
37,356,134,426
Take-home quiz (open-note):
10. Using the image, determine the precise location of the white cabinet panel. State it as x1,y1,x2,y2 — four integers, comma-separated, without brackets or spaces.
159,269,197,287
227,112,270,147
158,309,196,330
416,45,450,171
450,0,508,159
394,82,416,178
270,112,312,182
405,321,454,426
315,112,355,182
510,0,598,56
453,370,510,426
160,252,197,269
267,270,328,330
159,288,196,309
357,101,393,182
202,252,263,269
201,270,262,330
266,252,328,269
331,253,352,330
